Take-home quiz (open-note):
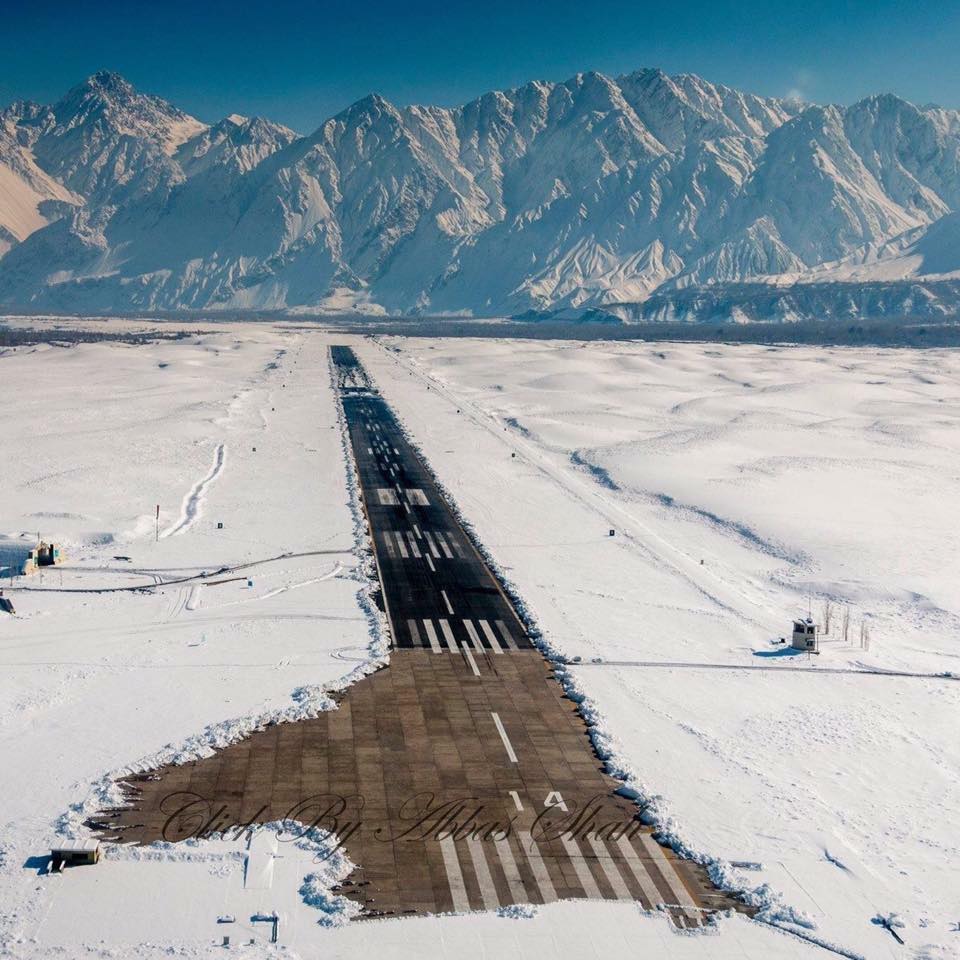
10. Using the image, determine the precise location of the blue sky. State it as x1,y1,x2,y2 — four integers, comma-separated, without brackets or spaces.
3,0,959,132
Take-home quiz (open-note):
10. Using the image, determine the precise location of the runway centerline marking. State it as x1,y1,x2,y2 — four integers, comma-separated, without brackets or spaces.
440,590,454,615
462,644,481,676
490,711,518,763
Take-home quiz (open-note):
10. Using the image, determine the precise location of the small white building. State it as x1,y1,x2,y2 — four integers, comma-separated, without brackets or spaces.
792,618,819,652
51,840,101,871
0,539,63,577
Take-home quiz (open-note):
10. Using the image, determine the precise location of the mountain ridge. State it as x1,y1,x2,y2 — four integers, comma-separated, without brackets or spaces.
1,69,960,320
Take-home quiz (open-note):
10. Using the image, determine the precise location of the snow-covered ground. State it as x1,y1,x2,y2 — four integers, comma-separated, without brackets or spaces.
360,335,960,960
2,321,957,959
0,322,382,957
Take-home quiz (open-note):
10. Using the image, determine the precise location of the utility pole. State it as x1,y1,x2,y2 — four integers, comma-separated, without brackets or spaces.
155,504,159,543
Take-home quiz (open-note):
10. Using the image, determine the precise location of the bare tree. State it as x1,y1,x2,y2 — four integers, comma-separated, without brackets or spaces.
842,606,850,642
822,599,834,634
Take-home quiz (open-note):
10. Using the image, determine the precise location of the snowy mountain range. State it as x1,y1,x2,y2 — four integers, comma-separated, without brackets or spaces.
2,69,960,320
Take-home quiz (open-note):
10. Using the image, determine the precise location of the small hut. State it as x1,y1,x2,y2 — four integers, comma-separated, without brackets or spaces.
51,840,101,871
0,540,63,577
792,618,819,653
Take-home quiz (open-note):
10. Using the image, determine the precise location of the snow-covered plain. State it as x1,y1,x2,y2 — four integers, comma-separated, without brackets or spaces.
361,335,960,959
1,320,957,959
0,321,383,957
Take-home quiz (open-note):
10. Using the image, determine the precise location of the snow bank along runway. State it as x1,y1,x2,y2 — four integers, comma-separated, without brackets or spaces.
93,346,745,927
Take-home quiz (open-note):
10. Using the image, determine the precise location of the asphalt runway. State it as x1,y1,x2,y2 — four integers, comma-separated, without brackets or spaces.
91,347,746,927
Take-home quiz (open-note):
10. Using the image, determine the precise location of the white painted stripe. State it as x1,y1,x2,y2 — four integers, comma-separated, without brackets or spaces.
439,838,471,913
393,447,400,455
587,836,632,900
435,531,454,559
447,534,466,558
422,619,442,654
406,531,422,558
466,838,500,910
494,838,529,902
438,618,458,652
462,619,485,653
462,644,481,677
490,712,518,763
519,831,558,903
393,531,409,559
637,834,699,911
614,834,663,908
407,619,425,647
367,447,373,454
425,553,436,572
560,836,603,899
423,531,441,558
509,791,524,812
381,533,397,559
403,501,411,515
413,524,422,539
441,590,454,615
478,619,503,654
494,619,520,650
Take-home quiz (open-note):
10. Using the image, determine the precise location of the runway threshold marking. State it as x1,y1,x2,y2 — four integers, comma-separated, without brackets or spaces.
466,838,500,910
438,618,458,652
519,830,558,902
405,531,422,558
422,619,443,653
490,711,518,763
381,533,397,558
407,619,424,647
423,531,441,558
434,532,454,559
587,835,632,900
478,619,503,654
614,834,665,909
636,833,700,919
439,838,471,913
495,619,520,650
561,836,603,898
494,838,528,902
